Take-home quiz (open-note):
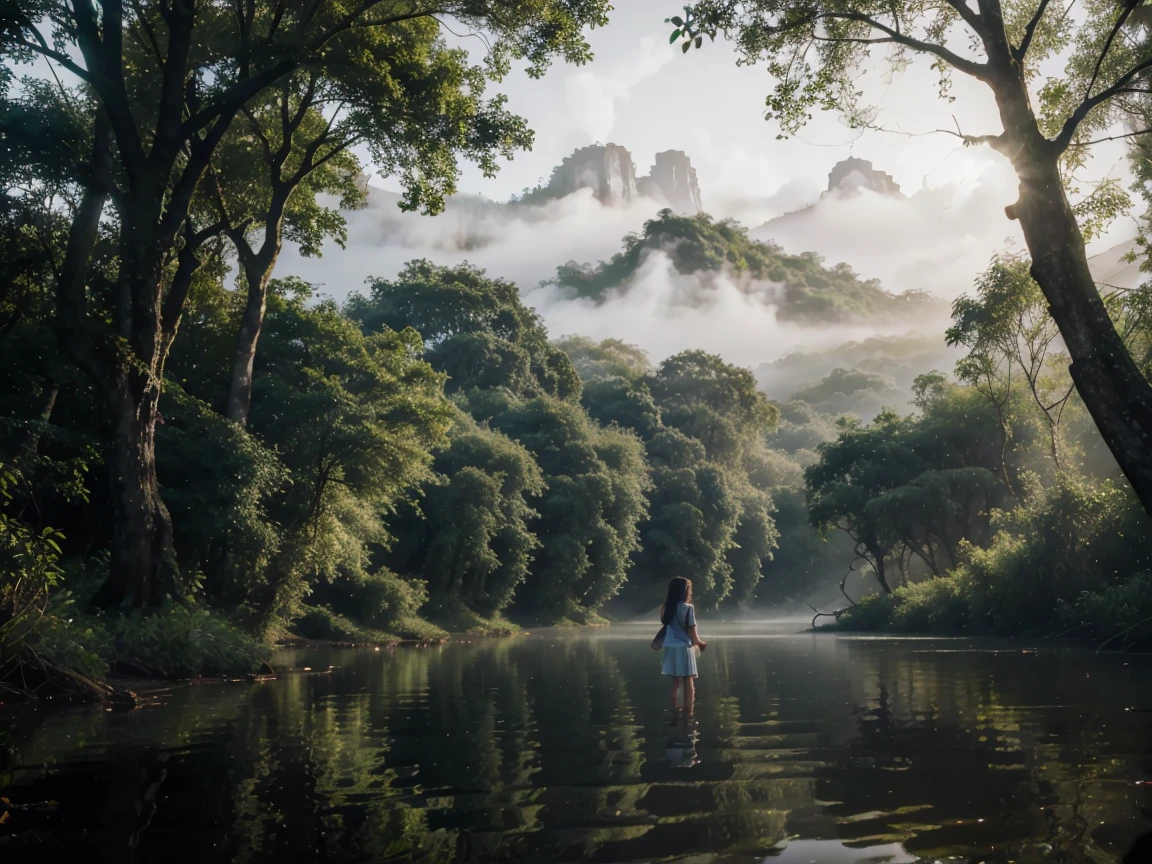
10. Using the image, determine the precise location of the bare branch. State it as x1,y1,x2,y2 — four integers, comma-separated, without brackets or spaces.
1080,126,1152,146
812,34,897,45
71,0,148,174
161,220,226,337
862,116,1009,151
796,11,992,80
241,106,275,163
267,0,288,39
151,0,198,173
6,13,91,82
128,0,165,66
179,59,296,138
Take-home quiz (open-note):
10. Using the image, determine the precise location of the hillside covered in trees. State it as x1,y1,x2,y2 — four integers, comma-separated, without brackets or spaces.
549,210,941,323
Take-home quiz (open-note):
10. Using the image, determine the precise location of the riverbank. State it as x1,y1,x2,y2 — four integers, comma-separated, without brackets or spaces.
1,603,541,707
814,569,1152,652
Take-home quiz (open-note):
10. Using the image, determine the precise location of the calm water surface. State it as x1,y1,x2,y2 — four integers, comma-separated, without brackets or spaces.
2,621,1152,863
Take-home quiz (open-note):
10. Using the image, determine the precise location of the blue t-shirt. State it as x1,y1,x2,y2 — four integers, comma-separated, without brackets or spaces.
663,602,696,648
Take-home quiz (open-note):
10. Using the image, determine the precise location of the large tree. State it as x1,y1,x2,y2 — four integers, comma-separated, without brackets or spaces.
669,0,1152,519
1,0,609,608
204,15,539,427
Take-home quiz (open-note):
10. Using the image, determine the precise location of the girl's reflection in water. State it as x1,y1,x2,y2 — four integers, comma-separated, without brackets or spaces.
665,703,700,768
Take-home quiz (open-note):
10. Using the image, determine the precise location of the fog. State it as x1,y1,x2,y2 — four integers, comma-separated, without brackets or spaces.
276,152,1036,377
749,156,1025,302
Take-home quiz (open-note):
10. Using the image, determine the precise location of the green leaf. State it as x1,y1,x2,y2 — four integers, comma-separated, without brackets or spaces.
669,29,681,43
682,40,691,53
671,15,683,26
695,35,702,49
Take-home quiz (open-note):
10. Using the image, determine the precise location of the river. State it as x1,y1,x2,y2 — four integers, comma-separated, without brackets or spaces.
2,621,1151,863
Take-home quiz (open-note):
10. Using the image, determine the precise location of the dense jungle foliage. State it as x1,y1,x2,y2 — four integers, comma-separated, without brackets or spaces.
6,0,1152,698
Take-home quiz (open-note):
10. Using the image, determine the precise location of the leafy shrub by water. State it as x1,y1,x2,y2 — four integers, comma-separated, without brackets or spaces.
102,605,269,678
1054,573,1152,649
835,476,1152,638
295,606,395,644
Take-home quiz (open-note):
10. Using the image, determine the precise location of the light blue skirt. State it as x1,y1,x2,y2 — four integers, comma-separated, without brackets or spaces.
661,645,698,677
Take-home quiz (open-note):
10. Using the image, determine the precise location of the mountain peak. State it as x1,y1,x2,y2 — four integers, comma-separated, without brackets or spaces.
825,158,903,198
516,144,703,213
638,150,704,214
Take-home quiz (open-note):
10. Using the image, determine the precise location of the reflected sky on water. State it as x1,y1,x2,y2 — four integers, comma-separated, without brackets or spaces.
2,620,1152,863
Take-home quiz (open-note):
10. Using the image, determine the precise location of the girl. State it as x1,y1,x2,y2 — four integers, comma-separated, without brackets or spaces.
660,577,706,714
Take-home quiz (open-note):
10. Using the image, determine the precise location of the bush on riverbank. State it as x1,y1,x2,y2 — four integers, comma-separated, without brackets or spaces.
32,603,268,680
292,604,449,644
101,605,269,678
834,476,1152,641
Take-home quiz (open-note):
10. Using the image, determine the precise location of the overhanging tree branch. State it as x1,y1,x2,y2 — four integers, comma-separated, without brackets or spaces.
766,10,992,80
1055,55,1152,150
1085,2,1137,99
1015,0,1053,61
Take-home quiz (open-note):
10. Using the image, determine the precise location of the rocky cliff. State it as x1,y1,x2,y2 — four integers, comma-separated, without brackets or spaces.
638,150,704,214
518,144,703,212
751,157,904,240
536,144,640,204
825,157,903,198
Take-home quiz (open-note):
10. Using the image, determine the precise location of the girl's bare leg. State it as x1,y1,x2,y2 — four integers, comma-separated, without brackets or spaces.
671,677,681,709
684,676,695,718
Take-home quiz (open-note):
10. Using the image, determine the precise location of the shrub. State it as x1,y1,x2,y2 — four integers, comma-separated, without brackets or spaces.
102,604,269,678
835,593,896,630
295,606,395,644
1054,573,1152,649
31,592,112,681
0,463,65,666
355,570,429,631
835,476,1152,637
885,572,974,633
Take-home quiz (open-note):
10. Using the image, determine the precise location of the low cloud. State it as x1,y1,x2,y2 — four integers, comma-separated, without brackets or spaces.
530,250,950,369
277,155,1033,374
749,157,1026,301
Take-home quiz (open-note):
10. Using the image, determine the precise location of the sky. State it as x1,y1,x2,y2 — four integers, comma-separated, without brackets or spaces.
278,1,1143,377
390,1,1134,229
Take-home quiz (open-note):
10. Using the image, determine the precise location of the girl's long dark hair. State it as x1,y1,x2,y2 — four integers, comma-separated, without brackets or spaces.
660,577,692,625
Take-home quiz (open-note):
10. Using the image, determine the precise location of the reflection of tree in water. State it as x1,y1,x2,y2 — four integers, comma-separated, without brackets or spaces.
511,638,651,863
822,651,1152,864
222,638,651,864
6,639,1152,864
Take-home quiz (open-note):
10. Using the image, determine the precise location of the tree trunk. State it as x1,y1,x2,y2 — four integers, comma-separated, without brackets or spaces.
873,555,891,595
994,79,1152,518
86,202,188,610
225,253,277,426
16,384,58,470
89,360,180,609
